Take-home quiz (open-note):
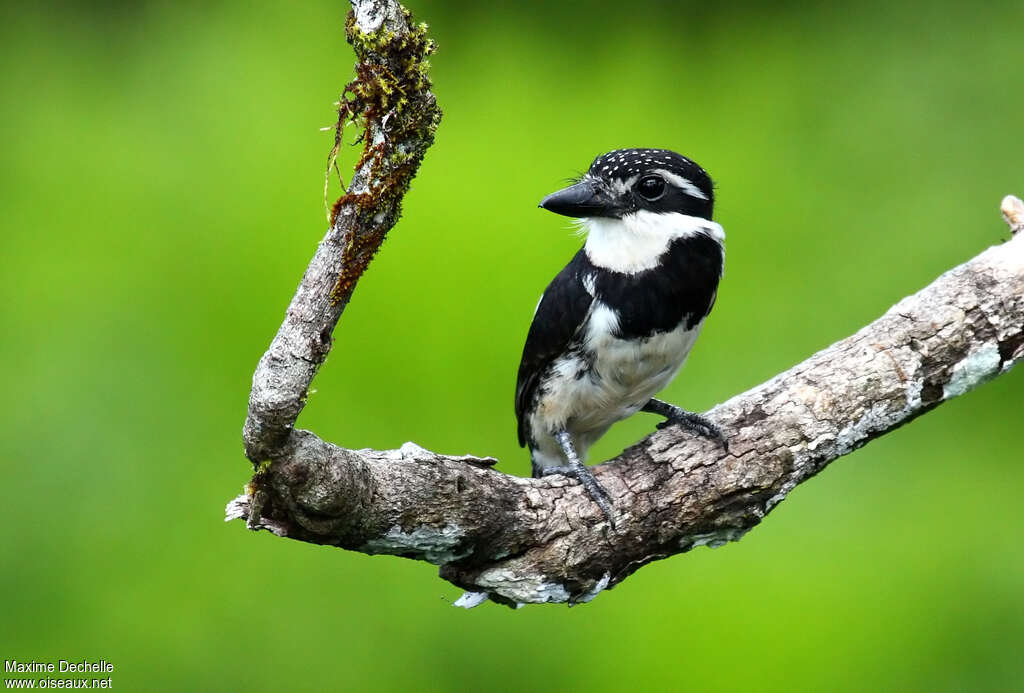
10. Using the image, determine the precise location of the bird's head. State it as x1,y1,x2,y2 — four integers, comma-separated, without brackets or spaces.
539,148,714,221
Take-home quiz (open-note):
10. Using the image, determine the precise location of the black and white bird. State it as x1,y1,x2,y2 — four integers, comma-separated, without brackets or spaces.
514,148,726,522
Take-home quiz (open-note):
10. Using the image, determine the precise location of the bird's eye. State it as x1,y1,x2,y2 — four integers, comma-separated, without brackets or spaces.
636,176,666,201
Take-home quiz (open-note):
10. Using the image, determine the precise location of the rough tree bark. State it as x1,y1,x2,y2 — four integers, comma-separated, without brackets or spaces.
228,0,1024,607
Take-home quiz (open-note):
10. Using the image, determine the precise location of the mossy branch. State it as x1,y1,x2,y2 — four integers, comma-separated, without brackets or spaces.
242,0,441,463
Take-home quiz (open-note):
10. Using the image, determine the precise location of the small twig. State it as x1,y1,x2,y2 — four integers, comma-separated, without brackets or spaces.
323,112,348,221
1002,194,1024,235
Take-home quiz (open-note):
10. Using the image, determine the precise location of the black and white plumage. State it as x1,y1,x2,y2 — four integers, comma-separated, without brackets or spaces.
515,148,726,522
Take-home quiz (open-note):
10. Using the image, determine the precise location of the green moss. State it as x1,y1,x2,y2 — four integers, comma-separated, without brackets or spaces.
326,2,442,306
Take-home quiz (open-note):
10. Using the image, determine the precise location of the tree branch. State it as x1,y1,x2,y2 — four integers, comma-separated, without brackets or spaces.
229,0,1024,607
242,0,440,463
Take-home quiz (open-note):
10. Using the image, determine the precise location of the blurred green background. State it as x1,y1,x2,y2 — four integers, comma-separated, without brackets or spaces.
2,0,1022,689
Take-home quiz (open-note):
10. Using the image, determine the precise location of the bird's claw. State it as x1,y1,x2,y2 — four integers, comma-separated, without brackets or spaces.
657,406,729,452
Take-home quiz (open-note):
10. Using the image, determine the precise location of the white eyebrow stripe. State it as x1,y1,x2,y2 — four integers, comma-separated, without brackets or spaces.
651,168,708,200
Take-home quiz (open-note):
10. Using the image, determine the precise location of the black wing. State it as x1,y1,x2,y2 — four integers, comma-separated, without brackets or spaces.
515,250,594,447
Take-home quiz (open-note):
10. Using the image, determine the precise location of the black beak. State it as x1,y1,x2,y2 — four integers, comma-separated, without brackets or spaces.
538,179,621,218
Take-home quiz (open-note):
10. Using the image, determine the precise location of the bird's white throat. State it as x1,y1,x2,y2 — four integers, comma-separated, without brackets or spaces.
582,210,725,275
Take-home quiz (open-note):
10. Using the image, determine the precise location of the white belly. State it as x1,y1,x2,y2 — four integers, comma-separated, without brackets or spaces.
577,320,701,428
529,309,704,468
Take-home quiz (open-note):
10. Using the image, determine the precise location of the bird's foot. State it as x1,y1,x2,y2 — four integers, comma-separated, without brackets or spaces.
643,398,728,452
540,464,615,527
